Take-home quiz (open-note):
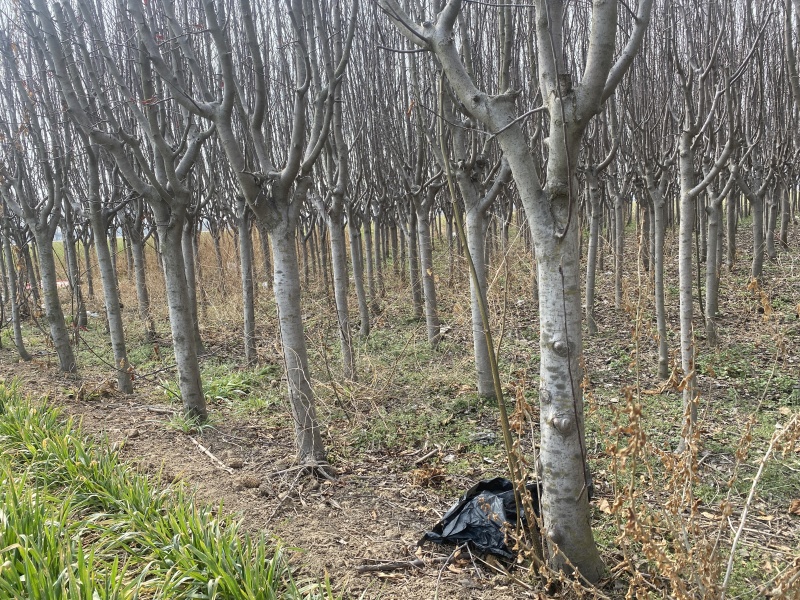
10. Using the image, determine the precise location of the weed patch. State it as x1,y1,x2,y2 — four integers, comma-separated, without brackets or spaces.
0,381,336,599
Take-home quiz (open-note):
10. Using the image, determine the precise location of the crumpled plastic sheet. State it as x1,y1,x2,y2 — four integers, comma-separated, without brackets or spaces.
419,477,541,558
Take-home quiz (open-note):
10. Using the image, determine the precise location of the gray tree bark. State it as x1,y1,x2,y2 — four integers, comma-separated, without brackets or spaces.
726,189,738,270
271,218,326,463
779,179,791,249
645,169,671,379
182,218,205,355
766,185,779,260
347,207,371,338
86,150,134,393
413,186,442,347
311,190,356,380
731,166,772,281
1,218,32,361
237,197,257,366
585,173,602,335
63,203,87,329
677,116,734,449
35,228,77,372
82,234,94,300
126,204,157,342
399,209,423,319
704,174,735,348
379,0,652,580
157,209,207,420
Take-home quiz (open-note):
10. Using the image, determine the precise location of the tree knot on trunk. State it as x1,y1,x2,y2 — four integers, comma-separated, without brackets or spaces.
551,339,570,357
549,415,574,436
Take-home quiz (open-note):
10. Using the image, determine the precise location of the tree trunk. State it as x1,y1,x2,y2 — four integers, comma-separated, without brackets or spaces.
182,219,204,354
641,199,652,273
726,192,737,270
534,210,603,583
390,221,400,278
22,242,41,305
374,216,385,297
415,191,441,347
34,229,76,372
123,227,134,280
2,228,32,361
585,176,601,336
751,198,765,280
64,207,87,329
445,207,455,286
348,212,371,337
766,188,778,260
0,233,7,304
238,198,257,366
779,181,790,249
705,197,723,347
271,221,326,464
328,209,356,380
319,223,330,300
83,238,94,300
256,220,272,285
678,133,698,445
157,212,206,420
129,225,156,341
301,229,310,287
614,193,624,308
465,208,494,397
650,186,670,380
404,212,422,318
89,199,133,394
212,231,226,294
109,225,119,279
698,194,707,263
364,211,379,314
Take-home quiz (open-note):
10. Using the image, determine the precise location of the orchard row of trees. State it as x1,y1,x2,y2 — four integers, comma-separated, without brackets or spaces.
1,0,798,582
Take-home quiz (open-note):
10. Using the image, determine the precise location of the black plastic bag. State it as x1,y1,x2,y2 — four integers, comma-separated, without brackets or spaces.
420,477,540,558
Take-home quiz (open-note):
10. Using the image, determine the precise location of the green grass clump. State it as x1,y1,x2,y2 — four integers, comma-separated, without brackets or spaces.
0,381,335,599
162,363,282,415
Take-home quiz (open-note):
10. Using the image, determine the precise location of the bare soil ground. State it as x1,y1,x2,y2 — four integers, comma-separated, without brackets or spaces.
0,359,541,600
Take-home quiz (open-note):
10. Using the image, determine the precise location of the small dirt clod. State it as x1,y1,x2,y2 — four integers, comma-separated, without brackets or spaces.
239,475,261,489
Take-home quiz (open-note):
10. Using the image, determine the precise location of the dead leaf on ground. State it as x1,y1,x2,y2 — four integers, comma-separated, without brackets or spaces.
755,514,775,522
597,498,613,514
789,500,800,516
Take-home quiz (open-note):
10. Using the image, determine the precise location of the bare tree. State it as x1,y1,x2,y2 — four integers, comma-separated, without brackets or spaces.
128,0,357,468
0,205,32,361
379,0,652,580
26,0,212,418
0,27,76,372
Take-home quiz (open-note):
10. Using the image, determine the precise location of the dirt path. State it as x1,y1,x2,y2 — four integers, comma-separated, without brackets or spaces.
0,354,549,600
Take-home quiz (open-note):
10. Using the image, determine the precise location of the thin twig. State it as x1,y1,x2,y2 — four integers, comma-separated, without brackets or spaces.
189,436,234,474
355,559,425,573
720,414,799,598
414,448,439,466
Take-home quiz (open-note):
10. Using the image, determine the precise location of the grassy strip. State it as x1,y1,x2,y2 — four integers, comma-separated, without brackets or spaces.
0,381,335,600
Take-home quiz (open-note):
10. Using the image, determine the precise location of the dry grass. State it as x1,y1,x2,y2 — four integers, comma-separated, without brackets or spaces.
25,217,800,597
